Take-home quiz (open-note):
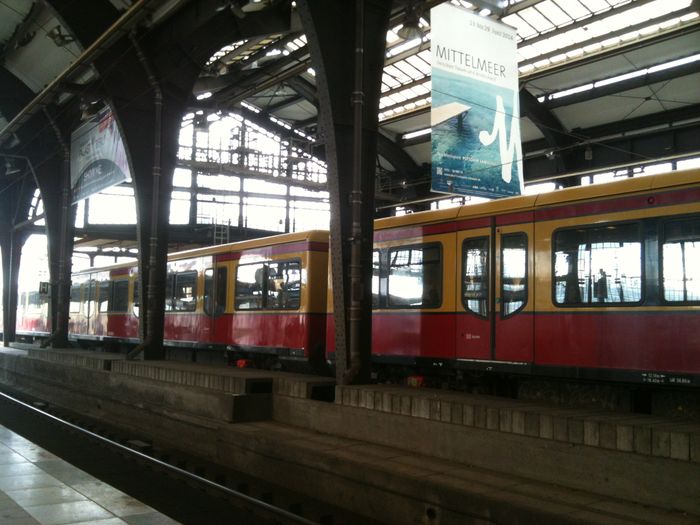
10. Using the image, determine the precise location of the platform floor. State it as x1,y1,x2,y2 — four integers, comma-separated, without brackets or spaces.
0,423,178,525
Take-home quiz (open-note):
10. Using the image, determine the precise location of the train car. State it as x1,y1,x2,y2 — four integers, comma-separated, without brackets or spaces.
327,168,700,387
64,230,329,364
15,286,51,341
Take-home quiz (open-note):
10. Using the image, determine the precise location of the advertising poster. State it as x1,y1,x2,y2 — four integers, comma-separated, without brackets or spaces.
70,108,131,203
431,3,523,198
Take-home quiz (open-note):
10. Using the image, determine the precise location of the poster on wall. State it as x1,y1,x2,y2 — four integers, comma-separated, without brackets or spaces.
70,108,131,204
431,3,523,199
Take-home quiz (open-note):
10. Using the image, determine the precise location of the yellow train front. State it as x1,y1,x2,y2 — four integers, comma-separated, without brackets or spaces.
327,168,700,387
66,230,329,365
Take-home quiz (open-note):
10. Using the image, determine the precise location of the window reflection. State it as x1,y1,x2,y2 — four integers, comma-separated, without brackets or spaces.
502,234,527,316
663,217,700,302
387,244,441,308
554,223,642,305
235,260,301,310
372,250,380,308
463,237,489,317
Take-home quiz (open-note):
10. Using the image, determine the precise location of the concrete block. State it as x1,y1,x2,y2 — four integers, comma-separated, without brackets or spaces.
633,426,651,455
375,391,383,411
384,392,396,413
539,414,553,440
652,428,671,458
343,387,352,406
401,396,412,416
391,394,401,414
360,390,371,409
334,386,343,405
473,405,487,428
670,432,690,461
417,397,431,419
568,419,584,444
691,433,700,463
524,412,540,437
499,408,512,432
440,401,452,423
598,422,617,450
583,420,599,447
462,404,474,426
616,424,634,452
486,407,499,430
553,416,568,442
512,410,525,435
350,388,359,407
429,399,441,421
450,402,463,425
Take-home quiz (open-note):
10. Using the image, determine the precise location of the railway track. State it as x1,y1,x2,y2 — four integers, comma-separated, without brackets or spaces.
0,387,377,525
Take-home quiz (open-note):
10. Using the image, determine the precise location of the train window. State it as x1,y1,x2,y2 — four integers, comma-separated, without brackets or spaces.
173,271,197,312
266,261,301,309
662,217,700,303
501,233,527,317
110,280,129,312
387,244,441,308
462,237,489,317
204,267,227,315
133,280,140,317
27,291,41,312
372,250,380,308
553,223,642,306
164,273,174,311
85,280,96,316
235,263,265,310
98,281,111,312
69,285,81,313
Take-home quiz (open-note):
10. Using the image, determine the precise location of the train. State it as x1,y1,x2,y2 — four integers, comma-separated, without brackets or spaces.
9,167,700,387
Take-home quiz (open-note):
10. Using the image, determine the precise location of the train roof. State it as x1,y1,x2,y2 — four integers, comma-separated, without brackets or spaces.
72,229,330,276
376,167,700,230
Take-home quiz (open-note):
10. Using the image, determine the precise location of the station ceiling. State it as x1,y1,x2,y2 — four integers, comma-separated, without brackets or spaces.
1,0,699,209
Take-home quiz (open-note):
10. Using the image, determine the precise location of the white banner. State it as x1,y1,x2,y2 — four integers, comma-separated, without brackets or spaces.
431,4,523,198
70,108,131,203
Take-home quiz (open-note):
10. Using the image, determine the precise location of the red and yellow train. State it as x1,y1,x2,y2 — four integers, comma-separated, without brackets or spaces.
11,168,700,386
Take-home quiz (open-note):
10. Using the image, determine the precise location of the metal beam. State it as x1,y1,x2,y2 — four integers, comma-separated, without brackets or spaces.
542,58,700,109
521,23,700,83
524,102,700,155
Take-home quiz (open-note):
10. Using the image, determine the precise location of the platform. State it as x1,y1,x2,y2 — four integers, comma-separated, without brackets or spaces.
1,344,699,524
0,422,177,525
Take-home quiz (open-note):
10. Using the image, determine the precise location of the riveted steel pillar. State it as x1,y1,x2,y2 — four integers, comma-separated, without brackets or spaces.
298,0,391,384
40,110,75,348
0,175,34,346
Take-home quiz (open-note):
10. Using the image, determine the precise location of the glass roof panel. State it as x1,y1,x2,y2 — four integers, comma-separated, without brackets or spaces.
406,54,431,74
393,60,423,79
535,0,573,26
552,0,592,20
519,7,556,33
502,13,538,39
578,0,613,14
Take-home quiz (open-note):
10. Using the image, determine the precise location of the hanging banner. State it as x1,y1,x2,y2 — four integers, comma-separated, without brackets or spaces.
431,3,523,199
70,108,131,203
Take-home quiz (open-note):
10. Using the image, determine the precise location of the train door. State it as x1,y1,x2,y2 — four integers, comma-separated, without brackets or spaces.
84,278,96,333
203,263,228,342
455,227,492,360
494,223,534,363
